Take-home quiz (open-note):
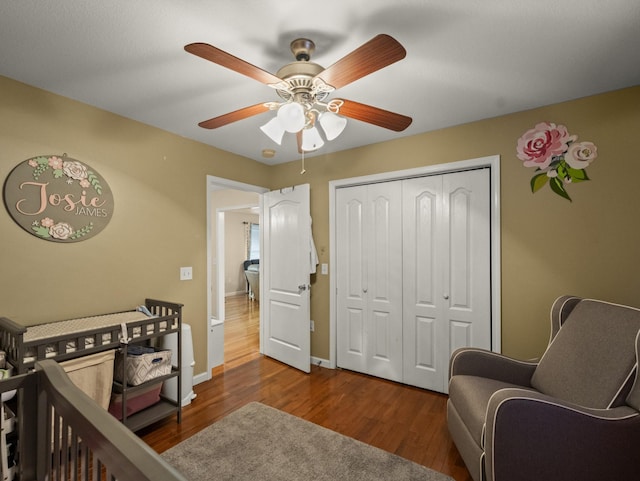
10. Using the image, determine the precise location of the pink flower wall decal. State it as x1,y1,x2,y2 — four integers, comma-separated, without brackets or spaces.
516,122,598,201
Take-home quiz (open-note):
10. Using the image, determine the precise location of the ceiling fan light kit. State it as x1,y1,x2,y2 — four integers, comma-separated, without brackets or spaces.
185,34,412,155
301,125,325,152
259,117,286,145
276,102,307,133
319,111,347,141
260,99,345,151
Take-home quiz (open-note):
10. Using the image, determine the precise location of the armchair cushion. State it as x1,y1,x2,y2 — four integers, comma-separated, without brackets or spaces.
448,375,532,446
449,349,537,386
531,299,640,408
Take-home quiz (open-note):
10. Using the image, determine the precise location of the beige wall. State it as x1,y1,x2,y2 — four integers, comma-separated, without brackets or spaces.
271,85,640,360
0,76,271,375
224,211,259,295
2,74,639,374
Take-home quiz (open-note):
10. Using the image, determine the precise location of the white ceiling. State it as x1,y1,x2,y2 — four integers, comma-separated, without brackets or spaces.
1,1,639,165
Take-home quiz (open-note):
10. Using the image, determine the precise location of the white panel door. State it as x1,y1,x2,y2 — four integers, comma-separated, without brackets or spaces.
336,182,403,382
366,181,404,380
402,174,444,391
403,169,491,392
262,184,311,373
443,170,491,357
336,185,367,373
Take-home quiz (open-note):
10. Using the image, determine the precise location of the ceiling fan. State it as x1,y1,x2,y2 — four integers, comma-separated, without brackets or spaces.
184,34,412,152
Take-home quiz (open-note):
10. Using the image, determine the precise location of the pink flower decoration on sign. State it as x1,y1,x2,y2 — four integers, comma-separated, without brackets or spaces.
516,122,598,201
49,222,74,240
48,156,64,170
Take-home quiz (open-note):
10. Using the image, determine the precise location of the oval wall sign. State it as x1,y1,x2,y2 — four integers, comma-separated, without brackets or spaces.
3,155,114,243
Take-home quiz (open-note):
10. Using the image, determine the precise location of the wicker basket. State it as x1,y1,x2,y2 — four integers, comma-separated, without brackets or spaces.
114,345,172,386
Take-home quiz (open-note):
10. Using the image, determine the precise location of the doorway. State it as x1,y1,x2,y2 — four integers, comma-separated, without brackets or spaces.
206,176,267,380
223,292,260,370
222,208,261,370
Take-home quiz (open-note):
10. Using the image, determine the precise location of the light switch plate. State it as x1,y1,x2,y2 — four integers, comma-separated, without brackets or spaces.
321,263,328,275
180,266,193,280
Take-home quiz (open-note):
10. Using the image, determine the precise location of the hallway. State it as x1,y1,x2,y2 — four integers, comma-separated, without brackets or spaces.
218,293,260,372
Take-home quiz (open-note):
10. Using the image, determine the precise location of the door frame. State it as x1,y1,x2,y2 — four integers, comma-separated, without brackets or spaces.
204,175,268,382
328,155,501,369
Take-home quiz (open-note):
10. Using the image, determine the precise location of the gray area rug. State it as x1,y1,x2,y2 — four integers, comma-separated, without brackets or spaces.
161,402,454,481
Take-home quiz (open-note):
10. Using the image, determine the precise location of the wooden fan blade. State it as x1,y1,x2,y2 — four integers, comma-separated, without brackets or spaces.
185,43,282,85
338,99,412,132
198,103,270,129
315,34,406,90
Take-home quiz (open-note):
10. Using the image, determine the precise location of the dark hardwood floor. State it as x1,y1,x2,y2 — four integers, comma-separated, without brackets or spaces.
140,294,472,481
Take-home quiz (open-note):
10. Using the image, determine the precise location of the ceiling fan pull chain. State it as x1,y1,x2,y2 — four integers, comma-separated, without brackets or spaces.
300,150,306,175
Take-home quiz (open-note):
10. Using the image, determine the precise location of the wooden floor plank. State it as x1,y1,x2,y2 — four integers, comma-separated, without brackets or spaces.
140,294,472,481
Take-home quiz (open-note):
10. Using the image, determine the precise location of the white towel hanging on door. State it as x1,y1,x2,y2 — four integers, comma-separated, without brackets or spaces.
310,216,318,274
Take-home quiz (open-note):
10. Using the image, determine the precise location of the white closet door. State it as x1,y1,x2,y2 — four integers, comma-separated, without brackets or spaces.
366,182,403,380
402,174,445,391
443,170,491,357
336,182,403,382
336,185,367,374
403,169,491,392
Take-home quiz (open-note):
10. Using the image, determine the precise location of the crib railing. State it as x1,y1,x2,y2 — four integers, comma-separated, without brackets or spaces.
0,360,187,481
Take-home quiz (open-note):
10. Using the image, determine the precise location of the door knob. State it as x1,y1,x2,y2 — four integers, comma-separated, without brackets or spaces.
443,294,449,300
298,284,308,291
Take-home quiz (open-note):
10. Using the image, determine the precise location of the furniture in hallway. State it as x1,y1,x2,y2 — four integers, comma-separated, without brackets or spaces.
243,260,260,301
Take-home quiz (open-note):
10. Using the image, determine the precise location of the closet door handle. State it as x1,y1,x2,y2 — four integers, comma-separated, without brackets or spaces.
363,288,368,293
443,294,449,300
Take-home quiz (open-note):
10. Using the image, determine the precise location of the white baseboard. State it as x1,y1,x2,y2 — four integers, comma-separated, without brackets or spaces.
193,371,209,385
195,357,332,387
311,356,333,369
225,290,247,297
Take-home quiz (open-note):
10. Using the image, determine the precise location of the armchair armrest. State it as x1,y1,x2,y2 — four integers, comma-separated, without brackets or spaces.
449,348,537,386
484,388,640,481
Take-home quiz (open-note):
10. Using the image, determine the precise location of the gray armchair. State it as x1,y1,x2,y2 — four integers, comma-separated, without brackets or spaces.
244,262,259,301
447,295,640,481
